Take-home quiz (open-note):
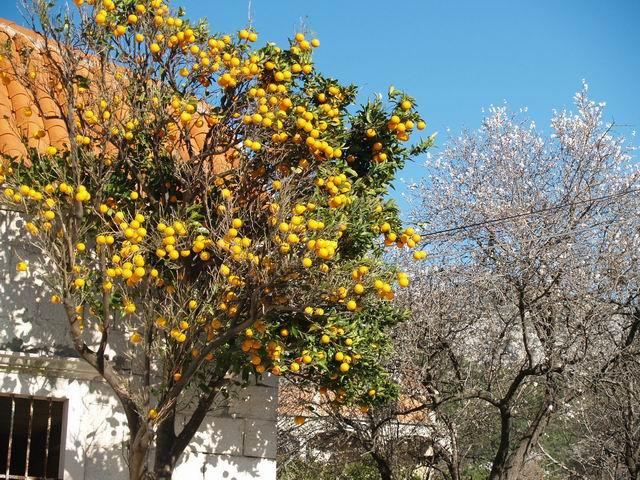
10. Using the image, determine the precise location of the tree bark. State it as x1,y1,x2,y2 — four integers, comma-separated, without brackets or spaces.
371,451,394,480
445,430,461,480
152,377,225,479
488,405,512,480
489,390,555,480
502,403,553,480
154,412,177,480
624,439,640,480
129,424,153,480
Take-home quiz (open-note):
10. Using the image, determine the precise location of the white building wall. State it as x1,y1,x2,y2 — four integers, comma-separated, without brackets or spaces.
0,215,71,355
0,214,277,479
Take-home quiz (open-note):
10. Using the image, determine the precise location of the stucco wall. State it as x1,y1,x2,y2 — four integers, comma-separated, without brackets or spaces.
0,353,277,479
0,214,72,354
0,214,277,479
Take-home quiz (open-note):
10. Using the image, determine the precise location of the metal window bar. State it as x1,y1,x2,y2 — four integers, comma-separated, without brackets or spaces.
43,400,51,478
1,395,63,480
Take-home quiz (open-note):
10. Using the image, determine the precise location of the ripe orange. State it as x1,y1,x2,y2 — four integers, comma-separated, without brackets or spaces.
130,332,142,344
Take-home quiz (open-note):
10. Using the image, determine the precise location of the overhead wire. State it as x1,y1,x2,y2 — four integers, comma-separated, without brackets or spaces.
414,187,640,239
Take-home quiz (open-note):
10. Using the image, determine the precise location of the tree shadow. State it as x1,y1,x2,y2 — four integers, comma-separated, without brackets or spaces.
176,376,277,479
0,352,277,479
0,213,74,356
1,213,277,478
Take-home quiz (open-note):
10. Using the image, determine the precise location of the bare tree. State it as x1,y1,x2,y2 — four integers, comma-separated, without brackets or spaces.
543,345,640,480
396,86,640,480
277,381,437,480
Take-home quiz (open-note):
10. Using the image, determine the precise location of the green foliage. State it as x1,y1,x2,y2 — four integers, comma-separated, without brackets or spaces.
1,0,431,451
278,456,383,480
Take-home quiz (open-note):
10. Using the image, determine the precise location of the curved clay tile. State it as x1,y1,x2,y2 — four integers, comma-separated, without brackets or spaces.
9,78,47,151
0,18,231,173
36,86,68,149
0,75,27,158
0,19,54,157
27,53,68,149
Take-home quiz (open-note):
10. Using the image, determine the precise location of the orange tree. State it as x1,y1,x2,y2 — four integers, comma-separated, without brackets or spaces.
0,0,432,478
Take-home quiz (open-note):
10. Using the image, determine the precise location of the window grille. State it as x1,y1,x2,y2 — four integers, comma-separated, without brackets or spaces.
0,395,64,480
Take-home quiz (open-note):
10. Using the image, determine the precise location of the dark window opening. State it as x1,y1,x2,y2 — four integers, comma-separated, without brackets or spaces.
0,395,64,480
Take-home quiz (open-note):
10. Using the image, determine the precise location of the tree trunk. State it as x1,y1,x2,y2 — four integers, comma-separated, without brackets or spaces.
152,382,223,479
624,445,639,480
445,456,461,480
129,424,153,480
129,450,147,480
371,451,394,480
488,406,512,480
501,412,552,480
153,455,176,480
490,394,554,480
446,420,462,480
154,413,178,479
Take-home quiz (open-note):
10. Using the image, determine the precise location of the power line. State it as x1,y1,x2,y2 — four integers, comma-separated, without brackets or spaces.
422,218,631,263
418,188,640,238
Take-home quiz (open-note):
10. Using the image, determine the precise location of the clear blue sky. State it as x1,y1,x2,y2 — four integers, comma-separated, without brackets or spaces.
1,1,638,214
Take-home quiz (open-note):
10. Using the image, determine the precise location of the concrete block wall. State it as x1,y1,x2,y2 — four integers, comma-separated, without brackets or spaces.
174,377,278,479
0,354,277,479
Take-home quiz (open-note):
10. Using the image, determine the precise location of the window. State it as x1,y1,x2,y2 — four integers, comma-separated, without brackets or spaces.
0,395,64,480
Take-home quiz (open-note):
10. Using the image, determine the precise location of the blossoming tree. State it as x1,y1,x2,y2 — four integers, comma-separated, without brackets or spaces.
0,0,432,478
396,88,640,480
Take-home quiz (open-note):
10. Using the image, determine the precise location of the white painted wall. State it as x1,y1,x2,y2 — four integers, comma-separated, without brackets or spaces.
0,353,277,479
0,214,71,355
0,213,278,479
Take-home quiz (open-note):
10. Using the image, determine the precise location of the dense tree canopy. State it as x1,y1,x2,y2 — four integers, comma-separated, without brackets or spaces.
397,89,640,480
0,0,432,477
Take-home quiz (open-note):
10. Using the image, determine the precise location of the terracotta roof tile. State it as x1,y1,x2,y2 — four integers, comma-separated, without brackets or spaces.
278,382,433,424
0,18,64,158
0,18,231,172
